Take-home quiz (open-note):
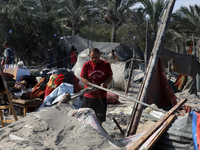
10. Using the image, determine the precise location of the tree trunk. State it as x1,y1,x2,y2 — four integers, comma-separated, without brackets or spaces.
111,26,117,42
72,26,77,35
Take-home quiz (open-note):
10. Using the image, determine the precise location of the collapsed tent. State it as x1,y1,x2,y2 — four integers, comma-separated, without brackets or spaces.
60,35,144,61
147,35,200,94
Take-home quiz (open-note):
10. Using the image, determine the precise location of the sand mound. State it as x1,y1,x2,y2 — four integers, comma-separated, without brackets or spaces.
0,105,125,150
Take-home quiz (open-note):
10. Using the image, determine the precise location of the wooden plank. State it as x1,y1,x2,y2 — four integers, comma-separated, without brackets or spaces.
0,109,4,127
3,120,15,123
0,105,10,109
146,115,176,149
128,98,187,150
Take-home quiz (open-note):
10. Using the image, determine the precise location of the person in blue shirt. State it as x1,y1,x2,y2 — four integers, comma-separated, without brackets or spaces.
1,41,15,68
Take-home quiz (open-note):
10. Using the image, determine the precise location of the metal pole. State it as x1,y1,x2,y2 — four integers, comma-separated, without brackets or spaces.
88,83,165,113
145,19,149,70
192,33,195,57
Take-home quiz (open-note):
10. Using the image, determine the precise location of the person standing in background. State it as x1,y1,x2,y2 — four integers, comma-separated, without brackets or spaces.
45,50,53,69
62,46,69,69
107,49,117,60
70,48,78,69
1,41,15,69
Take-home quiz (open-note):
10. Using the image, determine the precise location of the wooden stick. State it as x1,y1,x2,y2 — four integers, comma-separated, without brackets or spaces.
146,115,176,149
128,98,187,150
112,117,125,136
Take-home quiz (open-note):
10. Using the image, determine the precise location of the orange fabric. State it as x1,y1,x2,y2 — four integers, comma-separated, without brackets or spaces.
188,41,193,55
174,74,187,90
30,77,46,99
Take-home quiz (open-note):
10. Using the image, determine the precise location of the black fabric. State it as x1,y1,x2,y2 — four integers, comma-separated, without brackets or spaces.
54,68,74,84
20,75,37,87
82,96,107,122
0,77,5,92
39,74,51,90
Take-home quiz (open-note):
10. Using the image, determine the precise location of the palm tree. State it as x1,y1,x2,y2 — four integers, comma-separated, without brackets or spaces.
138,0,169,40
98,0,138,42
168,5,200,42
58,0,95,35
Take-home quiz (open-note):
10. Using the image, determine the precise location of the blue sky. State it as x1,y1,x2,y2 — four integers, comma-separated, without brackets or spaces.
133,0,200,12
174,0,200,11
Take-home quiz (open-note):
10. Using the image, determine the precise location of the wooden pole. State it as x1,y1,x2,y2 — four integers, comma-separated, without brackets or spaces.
128,98,187,150
128,0,176,136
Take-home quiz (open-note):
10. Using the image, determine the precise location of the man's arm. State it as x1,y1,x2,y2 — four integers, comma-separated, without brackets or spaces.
4,56,9,64
81,77,91,86
100,75,112,87
1,59,4,67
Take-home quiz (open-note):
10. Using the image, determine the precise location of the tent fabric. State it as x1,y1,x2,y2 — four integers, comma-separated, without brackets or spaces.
160,48,199,94
146,57,177,107
60,35,144,61
146,36,200,78
160,48,200,78
72,48,127,90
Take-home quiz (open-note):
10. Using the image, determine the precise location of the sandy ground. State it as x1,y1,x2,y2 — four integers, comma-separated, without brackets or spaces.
0,83,199,149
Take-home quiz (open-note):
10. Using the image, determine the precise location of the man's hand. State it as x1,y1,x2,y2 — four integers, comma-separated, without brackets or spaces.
100,83,106,88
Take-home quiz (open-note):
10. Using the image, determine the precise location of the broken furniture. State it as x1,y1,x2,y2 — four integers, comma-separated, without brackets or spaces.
12,98,43,117
0,65,18,127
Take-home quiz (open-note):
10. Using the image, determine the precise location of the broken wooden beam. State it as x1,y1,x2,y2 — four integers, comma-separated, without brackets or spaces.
128,98,187,150
145,115,176,149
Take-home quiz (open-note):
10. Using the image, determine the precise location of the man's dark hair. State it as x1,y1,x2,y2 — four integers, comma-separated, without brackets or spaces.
90,48,100,54
3,41,9,46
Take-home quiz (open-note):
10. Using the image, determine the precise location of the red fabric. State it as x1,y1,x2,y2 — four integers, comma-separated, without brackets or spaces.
44,74,65,100
196,112,200,148
146,57,177,107
73,76,81,93
0,73,14,81
80,60,113,98
107,92,120,104
70,51,77,63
